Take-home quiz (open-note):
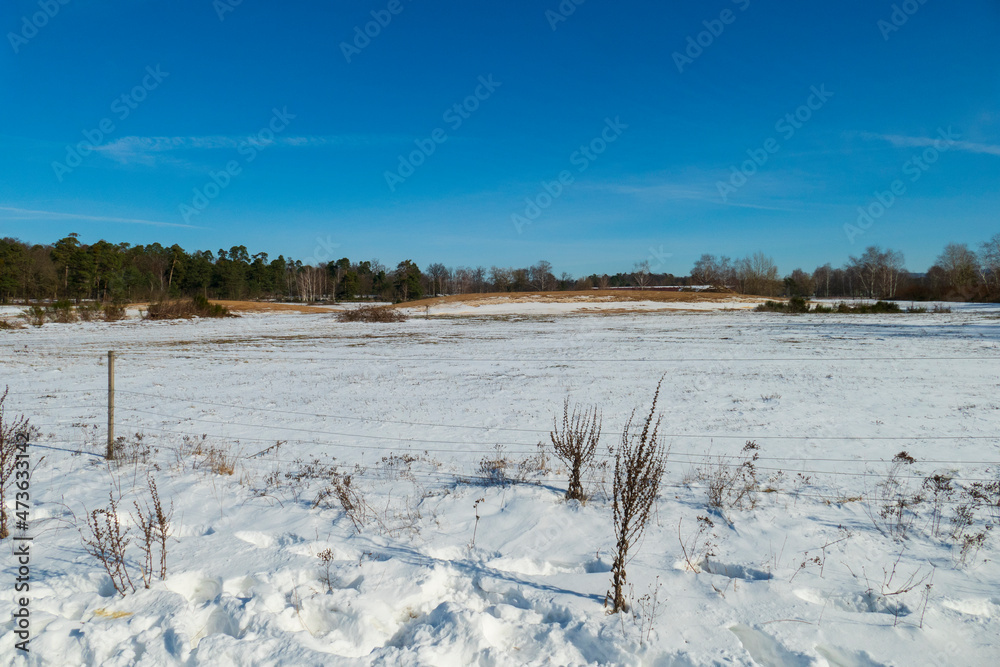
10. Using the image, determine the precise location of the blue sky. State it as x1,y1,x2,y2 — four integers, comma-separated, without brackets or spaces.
1,0,997,276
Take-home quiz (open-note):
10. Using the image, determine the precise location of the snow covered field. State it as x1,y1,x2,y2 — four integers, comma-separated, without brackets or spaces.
2,305,1000,665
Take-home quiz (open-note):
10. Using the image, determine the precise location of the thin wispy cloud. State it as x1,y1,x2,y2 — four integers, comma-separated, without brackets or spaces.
0,206,202,229
866,132,1000,157
591,176,818,213
95,134,397,165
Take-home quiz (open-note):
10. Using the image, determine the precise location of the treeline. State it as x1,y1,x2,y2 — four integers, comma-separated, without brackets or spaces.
0,236,689,304
0,233,998,304
691,236,1000,301
0,234,416,304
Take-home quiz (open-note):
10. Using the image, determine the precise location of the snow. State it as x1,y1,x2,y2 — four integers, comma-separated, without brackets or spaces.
2,306,1000,665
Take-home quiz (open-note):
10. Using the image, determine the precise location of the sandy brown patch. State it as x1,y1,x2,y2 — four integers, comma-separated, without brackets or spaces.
395,289,762,310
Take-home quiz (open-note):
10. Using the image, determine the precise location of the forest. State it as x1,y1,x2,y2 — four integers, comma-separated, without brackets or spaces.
0,233,998,304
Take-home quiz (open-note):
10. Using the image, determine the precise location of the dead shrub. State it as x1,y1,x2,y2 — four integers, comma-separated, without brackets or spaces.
478,445,512,487
174,435,239,475
550,398,601,501
317,548,337,593
677,515,718,573
921,473,954,537
864,451,923,540
328,473,370,533
0,387,36,539
606,378,668,614
701,441,761,518
968,474,1000,527
950,497,977,541
627,577,665,647
855,551,935,627
204,445,238,475
375,453,419,482
955,529,990,567
947,476,997,566
110,432,156,467
0,319,25,330
473,443,544,487
336,305,407,323
130,475,173,588
82,493,135,596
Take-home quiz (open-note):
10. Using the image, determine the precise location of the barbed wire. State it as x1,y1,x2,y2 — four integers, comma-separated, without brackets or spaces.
8,349,1000,364
22,429,992,508
25,412,1000,484
19,400,1000,465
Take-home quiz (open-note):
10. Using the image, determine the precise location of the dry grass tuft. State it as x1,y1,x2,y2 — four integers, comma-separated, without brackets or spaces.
175,434,240,476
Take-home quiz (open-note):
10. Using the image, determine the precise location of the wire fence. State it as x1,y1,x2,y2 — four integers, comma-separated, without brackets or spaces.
7,347,998,508
23,421,993,509
20,389,1000,495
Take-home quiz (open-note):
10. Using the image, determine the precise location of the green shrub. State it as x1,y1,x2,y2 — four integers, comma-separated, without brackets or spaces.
838,301,900,314
787,296,810,313
103,302,128,321
20,305,46,326
77,302,103,322
869,301,901,313
46,300,78,323
758,299,908,315
755,297,810,313
337,305,407,323
755,301,788,313
192,295,230,318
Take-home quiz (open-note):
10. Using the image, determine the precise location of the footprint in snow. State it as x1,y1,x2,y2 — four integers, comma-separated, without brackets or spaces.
234,531,275,548
815,645,887,667
729,624,812,666
165,571,223,605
